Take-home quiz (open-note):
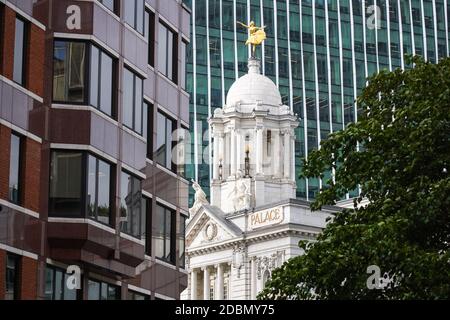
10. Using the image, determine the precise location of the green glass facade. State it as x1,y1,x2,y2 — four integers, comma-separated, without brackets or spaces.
185,0,450,206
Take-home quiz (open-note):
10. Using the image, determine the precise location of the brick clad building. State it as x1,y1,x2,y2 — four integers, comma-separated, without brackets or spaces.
0,0,191,300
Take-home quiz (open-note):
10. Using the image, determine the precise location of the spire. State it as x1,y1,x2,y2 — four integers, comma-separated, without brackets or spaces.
248,58,261,74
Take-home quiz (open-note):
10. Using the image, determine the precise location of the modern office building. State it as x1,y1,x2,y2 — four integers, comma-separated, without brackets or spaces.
185,0,450,203
0,0,190,300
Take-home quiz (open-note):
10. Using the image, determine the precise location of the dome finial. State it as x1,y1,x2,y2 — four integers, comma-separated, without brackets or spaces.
248,58,261,74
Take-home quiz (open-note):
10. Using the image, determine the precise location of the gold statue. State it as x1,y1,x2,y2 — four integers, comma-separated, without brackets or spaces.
237,21,267,57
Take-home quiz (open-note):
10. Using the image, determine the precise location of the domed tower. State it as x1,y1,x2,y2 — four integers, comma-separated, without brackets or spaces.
209,58,299,214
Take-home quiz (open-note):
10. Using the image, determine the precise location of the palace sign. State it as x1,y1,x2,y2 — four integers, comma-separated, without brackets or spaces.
248,207,284,230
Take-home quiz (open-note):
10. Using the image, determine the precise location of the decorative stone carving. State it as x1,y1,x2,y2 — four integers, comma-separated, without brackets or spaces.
256,251,285,280
232,244,247,278
228,170,252,212
203,222,218,241
189,180,209,216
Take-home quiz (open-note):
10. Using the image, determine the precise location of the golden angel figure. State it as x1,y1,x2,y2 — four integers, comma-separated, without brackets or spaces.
237,21,267,56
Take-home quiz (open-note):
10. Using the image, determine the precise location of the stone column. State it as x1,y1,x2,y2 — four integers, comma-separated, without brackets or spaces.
191,269,198,300
203,267,210,300
256,126,263,175
216,264,224,300
291,131,296,180
250,257,256,300
218,133,224,175
213,133,220,180
284,130,291,179
273,130,282,177
236,129,242,173
230,128,236,177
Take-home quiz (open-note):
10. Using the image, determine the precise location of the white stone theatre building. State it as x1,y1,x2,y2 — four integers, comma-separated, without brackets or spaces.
182,58,338,300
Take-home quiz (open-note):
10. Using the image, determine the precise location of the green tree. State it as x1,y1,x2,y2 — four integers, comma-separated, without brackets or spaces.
258,56,450,300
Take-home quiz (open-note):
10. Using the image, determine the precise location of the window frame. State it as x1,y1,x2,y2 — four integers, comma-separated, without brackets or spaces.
44,265,79,300
153,203,176,265
52,39,117,119
124,0,145,35
144,101,154,160
86,154,114,226
144,195,152,256
87,278,120,300
89,43,117,118
119,170,144,239
178,214,187,268
13,16,28,86
156,111,177,171
157,21,178,83
9,132,23,205
49,150,115,227
129,290,150,300
122,67,145,135
97,0,119,15
5,253,20,300
145,9,155,67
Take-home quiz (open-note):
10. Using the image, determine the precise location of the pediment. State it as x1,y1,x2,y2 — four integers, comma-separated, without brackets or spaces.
186,205,242,248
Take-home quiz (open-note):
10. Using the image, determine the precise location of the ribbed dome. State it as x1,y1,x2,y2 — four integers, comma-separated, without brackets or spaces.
226,59,282,108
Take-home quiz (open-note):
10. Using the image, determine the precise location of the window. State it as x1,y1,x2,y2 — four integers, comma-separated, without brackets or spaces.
124,0,145,34
49,151,113,224
130,291,150,300
120,171,145,239
143,196,152,255
153,204,175,264
156,111,176,170
49,151,83,217
158,22,177,82
122,68,144,134
53,41,86,104
223,280,228,300
144,102,154,159
178,215,186,268
9,133,22,205
98,0,117,14
209,281,214,300
90,45,115,116
13,17,27,85
44,265,77,300
53,40,116,117
145,10,155,66
87,155,112,225
180,40,187,89
88,279,119,300
5,254,20,300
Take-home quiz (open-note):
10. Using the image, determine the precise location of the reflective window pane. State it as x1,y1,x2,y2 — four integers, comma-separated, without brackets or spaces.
5,254,19,300
123,68,134,128
13,18,26,85
97,159,111,225
9,134,21,204
53,41,86,103
87,155,97,219
120,171,143,238
100,52,113,115
89,46,100,108
49,151,83,217
153,204,174,264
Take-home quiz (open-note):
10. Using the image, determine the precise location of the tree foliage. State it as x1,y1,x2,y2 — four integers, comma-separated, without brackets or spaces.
258,56,450,300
